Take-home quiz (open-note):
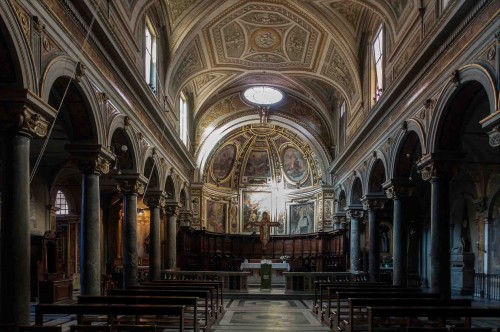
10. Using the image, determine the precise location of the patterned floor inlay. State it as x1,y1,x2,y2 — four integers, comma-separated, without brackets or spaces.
212,299,329,331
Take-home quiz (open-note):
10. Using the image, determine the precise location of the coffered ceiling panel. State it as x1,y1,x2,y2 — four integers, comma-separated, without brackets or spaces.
204,2,324,71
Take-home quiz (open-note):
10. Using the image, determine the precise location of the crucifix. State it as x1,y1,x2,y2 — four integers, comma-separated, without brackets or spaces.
250,211,279,250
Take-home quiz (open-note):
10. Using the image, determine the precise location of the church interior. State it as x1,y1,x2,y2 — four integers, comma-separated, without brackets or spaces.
0,0,499,331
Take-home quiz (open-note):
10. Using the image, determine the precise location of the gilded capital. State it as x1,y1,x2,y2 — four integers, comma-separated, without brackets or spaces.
165,204,181,217
144,195,166,208
362,198,385,211
117,179,145,195
346,209,364,220
0,107,49,138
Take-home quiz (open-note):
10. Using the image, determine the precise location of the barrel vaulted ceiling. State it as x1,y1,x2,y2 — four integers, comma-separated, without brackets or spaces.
153,0,414,167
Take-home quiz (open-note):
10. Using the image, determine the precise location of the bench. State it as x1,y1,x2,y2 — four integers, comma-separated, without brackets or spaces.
321,287,421,321
313,281,388,313
142,280,224,313
339,298,471,332
367,306,500,332
326,290,429,323
35,304,185,331
107,289,212,326
128,285,218,319
78,295,200,331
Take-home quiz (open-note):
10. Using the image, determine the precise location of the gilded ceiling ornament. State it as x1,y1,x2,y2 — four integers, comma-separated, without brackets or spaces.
329,1,363,27
240,11,290,25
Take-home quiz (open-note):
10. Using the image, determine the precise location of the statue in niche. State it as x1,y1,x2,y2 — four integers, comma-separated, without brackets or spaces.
460,204,471,252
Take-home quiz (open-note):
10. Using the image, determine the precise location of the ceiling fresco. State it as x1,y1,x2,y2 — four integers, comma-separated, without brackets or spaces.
158,0,415,174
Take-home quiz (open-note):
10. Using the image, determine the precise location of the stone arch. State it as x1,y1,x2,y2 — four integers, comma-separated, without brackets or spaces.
0,2,37,91
428,66,497,153
109,127,138,173
43,57,103,145
367,158,387,194
393,130,423,181
164,175,176,200
143,155,160,191
350,177,364,205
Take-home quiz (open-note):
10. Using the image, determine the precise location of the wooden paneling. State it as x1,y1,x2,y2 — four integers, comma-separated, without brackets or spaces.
177,227,347,272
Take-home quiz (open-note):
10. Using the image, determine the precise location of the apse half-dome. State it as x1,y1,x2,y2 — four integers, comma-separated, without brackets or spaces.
204,124,319,189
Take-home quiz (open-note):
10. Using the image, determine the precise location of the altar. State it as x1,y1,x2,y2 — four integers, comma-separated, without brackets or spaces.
240,259,290,288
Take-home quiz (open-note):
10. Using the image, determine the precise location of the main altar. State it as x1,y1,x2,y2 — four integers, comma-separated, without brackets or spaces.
240,259,290,288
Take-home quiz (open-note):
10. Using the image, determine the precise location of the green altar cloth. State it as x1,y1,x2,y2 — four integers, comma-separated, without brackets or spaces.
260,263,272,289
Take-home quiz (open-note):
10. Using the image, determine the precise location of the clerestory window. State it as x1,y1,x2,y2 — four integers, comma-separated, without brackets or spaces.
372,25,384,102
179,93,188,145
145,18,157,93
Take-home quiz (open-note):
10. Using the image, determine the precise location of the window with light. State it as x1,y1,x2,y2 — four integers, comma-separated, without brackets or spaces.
179,93,188,145
339,101,346,150
372,25,384,102
144,18,157,93
55,190,69,215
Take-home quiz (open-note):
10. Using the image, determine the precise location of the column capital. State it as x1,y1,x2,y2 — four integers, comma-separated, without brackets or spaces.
0,106,50,138
346,208,364,220
361,194,386,211
164,202,182,217
383,180,413,199
115,174,146,195
144,190,167,208
416,153,464,181
66,144,114,175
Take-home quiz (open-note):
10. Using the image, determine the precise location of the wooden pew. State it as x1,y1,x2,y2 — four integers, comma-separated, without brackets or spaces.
313,281,387,313
367,306,500,332
339,298,471,332
321,287,421,321
129,285,219,316
78,295,200,332
142,280,224,313
107,289,212,326
35,304,185,331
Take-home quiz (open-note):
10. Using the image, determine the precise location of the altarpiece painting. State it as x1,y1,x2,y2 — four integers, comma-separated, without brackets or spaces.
241,191,272,233
206,200,227,233
288,202,314,234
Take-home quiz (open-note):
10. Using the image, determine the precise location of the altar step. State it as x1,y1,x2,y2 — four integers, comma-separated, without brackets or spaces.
225,286,313,300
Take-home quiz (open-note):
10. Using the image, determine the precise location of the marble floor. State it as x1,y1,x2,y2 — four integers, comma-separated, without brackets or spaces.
211,299,328,331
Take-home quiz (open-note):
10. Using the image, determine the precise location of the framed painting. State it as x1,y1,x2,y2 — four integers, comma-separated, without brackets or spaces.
243,150,271,177
241,191,272,234
211,144,236,180
282,146,308,182
288,202,314,234
205,200,227,233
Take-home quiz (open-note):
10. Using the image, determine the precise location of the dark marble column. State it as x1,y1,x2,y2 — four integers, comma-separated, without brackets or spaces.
346,209,364,272
419,158,454,298
0,107,49,325
165,203,181,270
144,192,166,281
67,146,112,296
362,197,385,282
117,178,145,288
385,184,409,287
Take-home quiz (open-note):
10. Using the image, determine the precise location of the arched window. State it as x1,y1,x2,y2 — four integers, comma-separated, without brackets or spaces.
55,190,69,215
179,92,188,145
372,25,384,103
144,17,157,94
339,100,346,151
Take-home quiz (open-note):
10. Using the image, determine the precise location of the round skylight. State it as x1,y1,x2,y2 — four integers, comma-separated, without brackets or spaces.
243,86,283,106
